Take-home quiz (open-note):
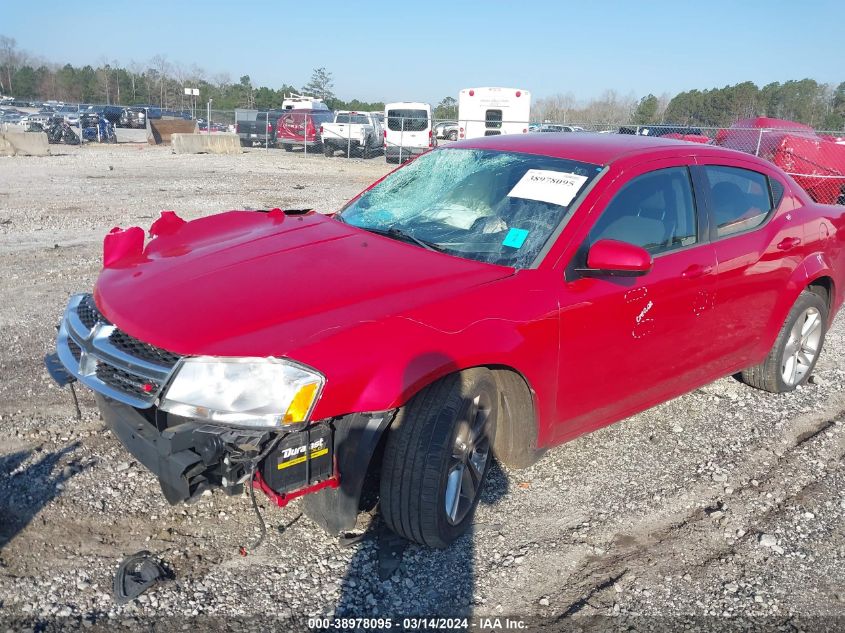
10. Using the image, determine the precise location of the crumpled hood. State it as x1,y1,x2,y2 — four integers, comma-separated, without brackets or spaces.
94,211,513,356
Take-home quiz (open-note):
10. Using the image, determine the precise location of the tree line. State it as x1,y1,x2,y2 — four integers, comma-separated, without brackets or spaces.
2,35,843,129
533,80,845,130
0,36,383,113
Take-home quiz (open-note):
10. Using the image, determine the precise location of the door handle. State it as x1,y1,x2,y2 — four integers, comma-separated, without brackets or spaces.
682,264,714,279
777,237,802,251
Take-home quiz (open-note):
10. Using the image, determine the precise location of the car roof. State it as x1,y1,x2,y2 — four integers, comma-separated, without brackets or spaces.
450,132,731,166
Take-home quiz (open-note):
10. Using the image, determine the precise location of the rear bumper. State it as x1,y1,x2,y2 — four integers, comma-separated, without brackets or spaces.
323,138,363,148
384,145,428,158
276,138,321,148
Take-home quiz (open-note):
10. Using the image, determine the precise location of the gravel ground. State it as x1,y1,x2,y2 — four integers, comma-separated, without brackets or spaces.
0,144,843,631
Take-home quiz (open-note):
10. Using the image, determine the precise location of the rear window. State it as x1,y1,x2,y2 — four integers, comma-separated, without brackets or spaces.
486,110,503,129
387,109,428,131
703,166,774,238
336,113,371,125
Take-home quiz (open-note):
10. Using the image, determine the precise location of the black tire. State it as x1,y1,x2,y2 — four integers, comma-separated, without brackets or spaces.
240,139,250,147
380,368,498,548
283,144,293,152
740,290,827,393
448,130,458,141
362,143,371,159
324,144,333,157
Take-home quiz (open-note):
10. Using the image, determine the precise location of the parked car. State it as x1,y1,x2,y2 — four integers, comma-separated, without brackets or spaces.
1,112,24,125
275,109,334,152
235,109,284,147
535,124,586,133
119,107,147,129
46,134,845,549
53,105,80,126
434,120,458,140
716,117,845,206
132,105,162,119
384,101,435,163
321,111,383,158
23,112,52,128
618,124,709,143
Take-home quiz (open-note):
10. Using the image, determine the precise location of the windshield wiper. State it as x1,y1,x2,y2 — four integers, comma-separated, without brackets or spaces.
360,226,445,252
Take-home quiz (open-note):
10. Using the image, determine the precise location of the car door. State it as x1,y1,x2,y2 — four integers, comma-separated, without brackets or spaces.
554,160,718,443
693,159,804,370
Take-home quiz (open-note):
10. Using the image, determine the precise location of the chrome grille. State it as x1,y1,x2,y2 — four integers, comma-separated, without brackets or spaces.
55,293,182,408
76,294,104,329
109,330,182,366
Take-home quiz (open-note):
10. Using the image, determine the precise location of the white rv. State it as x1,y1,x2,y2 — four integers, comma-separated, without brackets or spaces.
457,87,531,140
282,93,329,111
384,102,433,163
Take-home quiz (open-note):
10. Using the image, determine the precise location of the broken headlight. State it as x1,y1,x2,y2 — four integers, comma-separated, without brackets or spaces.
159,356,324,429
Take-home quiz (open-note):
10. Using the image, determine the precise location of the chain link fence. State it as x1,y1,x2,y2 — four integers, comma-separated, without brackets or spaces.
6,102,844,204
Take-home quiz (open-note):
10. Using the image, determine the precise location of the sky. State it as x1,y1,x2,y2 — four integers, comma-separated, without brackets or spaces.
2,0,842,105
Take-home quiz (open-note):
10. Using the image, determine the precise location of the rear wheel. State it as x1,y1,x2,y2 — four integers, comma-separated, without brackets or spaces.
284,144,294,152
740,290,827,393
448,130,458,141
324,144,333,157
380,368,498,548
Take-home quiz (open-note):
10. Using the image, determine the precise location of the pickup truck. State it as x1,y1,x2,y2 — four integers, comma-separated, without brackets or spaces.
235,109,283,147
321,111,383,158
47,134,845,549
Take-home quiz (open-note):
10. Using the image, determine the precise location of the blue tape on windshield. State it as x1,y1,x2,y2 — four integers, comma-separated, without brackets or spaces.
502,228,529,249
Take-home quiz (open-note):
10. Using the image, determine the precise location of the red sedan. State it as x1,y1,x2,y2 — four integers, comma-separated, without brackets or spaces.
48,133,845,548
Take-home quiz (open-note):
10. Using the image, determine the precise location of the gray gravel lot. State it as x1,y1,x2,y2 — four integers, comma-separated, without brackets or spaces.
0,145,843,630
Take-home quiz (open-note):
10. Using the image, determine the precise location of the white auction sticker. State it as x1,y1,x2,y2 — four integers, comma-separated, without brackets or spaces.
507,170,588,207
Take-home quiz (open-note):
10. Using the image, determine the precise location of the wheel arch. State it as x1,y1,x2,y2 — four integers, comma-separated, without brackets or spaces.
755,257,836,363
382,362,544,470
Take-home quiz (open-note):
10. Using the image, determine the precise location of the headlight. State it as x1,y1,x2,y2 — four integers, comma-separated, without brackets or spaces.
159,356,324,429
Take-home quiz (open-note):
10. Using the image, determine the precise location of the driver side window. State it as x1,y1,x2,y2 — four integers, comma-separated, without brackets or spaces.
589,167,697,255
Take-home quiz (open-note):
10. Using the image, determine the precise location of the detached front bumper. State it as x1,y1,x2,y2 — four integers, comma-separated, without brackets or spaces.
95,393,337,505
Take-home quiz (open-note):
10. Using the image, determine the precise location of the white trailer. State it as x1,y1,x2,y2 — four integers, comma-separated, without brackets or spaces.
457,87,531,140
281,93,329,111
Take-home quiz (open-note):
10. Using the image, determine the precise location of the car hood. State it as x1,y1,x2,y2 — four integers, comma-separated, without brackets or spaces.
94,210,513,356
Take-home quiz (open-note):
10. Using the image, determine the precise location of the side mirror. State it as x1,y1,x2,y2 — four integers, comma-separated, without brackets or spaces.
579,239,653,277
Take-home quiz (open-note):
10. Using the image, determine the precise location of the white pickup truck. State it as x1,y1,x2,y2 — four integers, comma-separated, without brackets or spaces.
320,111,383,158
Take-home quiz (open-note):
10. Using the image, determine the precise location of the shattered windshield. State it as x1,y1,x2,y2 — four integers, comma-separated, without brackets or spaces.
338,148,600,268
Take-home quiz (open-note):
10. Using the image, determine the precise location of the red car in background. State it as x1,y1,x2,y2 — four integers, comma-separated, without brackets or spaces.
48,134,845,548
715,117,845,205
275,108,334,152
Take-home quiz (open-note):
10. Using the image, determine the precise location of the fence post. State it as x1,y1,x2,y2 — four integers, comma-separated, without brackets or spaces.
347,115,351,159
755,128,764,157
304,113,308,158
399,118,404,164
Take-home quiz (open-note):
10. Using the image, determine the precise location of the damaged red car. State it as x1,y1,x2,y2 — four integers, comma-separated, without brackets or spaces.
47,134,845,548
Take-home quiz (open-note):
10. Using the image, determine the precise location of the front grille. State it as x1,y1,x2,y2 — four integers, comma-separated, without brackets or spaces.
109,330,181,368
77,294,107,329
56,293,183,408
68,338,82,361
96,364,161,399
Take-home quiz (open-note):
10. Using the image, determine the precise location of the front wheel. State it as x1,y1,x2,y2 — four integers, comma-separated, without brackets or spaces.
380,368,498,548
740,290,827,393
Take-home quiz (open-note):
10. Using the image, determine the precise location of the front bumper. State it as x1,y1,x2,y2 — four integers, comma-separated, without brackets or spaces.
95,393,336,505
